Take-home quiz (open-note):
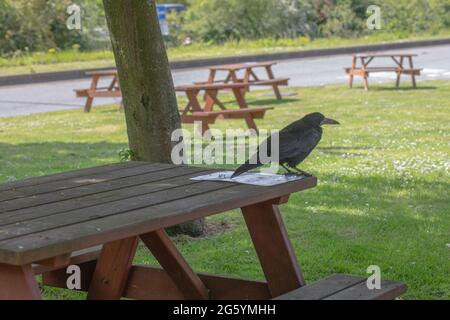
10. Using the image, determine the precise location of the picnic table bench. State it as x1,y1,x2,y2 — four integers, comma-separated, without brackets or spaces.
0,162,406,300
204,62,289,100
75,70,121,112
176,82,273,135
345,53,422,90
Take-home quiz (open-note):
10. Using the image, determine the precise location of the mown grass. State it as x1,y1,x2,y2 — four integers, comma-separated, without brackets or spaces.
0,81,449,300
1,31,449,76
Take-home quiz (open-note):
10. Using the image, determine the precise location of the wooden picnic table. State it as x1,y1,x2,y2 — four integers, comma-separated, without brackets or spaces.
176,82,272,135
75,70,121,112
0,162,407,300
345,53,422,90
206,62,289,100
0,161,315,300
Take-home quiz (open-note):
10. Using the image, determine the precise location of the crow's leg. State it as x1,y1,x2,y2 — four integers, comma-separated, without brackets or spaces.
280,164,296,175
290,166,311,177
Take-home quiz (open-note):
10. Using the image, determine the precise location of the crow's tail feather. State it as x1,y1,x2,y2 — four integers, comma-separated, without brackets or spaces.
231,161,262,179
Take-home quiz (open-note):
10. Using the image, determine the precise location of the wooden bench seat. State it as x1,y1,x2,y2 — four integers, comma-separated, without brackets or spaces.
74,88,122,98
181,107,273,134
190,107,272,119
248,78,289,86
274,274,407,300
345,67,422,75
195,78,289,86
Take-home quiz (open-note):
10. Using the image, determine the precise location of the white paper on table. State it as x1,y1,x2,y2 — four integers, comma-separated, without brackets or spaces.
190,171,306,186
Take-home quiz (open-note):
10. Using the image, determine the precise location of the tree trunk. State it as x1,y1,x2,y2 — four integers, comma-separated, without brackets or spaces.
103,0,205,237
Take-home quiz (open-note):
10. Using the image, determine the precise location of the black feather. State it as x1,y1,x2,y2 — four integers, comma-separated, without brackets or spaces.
231,113,327,178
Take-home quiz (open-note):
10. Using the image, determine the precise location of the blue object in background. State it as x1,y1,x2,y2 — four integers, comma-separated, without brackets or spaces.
156,4,185,35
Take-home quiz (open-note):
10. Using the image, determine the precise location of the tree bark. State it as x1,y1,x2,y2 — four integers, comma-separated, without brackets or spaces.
103,0,179,162
103,0,204,236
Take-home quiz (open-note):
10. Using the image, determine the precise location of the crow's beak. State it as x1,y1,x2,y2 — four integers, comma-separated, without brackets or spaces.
321,118,340,125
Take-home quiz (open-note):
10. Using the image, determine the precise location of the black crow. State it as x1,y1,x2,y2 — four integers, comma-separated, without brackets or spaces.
231,112,339,178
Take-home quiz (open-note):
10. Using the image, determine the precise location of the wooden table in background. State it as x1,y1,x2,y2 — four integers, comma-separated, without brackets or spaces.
0,162,316,300
206,62,289,100
176,82,272,135
75,70,121,112
345,53,422,90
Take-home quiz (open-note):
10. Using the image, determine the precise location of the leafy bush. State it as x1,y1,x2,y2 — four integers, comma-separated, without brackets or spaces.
182,0,317,43
0,0,108,57
319,0,366,38
0,0,53,55
372,0,450,35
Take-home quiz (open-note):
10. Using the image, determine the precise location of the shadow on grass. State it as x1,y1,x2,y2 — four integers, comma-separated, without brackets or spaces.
247,97,300,107
317,146,385,151
369,86,438,91
0,142,128,181
284,173,449,299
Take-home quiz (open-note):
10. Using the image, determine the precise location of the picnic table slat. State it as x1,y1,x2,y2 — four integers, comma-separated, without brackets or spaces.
0,164,180,212
0,163,174,203
0,168,211,226
354,53,418,58
0,170,316,265
209,62,277,71
0,176,230,242
85,70,118,76
0,161,145,192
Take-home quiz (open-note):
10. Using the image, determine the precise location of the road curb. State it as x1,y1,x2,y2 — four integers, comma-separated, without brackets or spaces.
1,37,449,87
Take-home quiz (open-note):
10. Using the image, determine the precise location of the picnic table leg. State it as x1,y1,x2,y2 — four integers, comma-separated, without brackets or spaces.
228,70,247,97
349,56,357,88
0,264,41,300
241,199,305,298
243,114,258,134
204,89,226,112
232,87,258,134
84,75,99,112
396,57,404,88
408,56,417,88
207,69,217,84
243,68,253,93
108,76,118,91
361,58,369,91
204,69,218,101
185,89,203,113
140,229,209,299
265,66,282,100
87,236,138,300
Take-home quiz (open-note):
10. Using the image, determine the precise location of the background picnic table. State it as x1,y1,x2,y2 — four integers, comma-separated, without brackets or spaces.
206,62,289,100
346,53,422,90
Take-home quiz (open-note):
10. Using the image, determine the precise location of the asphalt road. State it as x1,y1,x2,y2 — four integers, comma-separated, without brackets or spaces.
1,44,449,118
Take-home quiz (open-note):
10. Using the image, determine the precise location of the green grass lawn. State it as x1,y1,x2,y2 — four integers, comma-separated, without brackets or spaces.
0,81,449,300
1,31,449,76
